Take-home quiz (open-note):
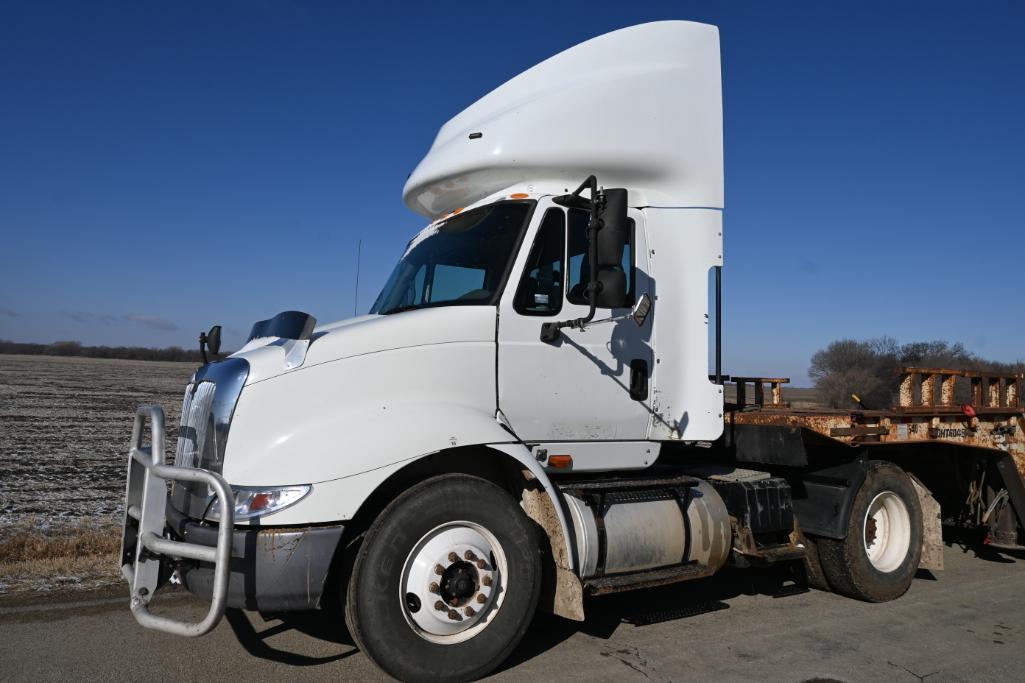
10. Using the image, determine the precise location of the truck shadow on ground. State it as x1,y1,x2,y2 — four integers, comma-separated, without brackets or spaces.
496,565,810,675
225,607,359,666
224,548,1022,673
224,564,812,671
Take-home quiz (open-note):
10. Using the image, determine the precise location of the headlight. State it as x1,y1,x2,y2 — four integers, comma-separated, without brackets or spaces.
205,484,312,521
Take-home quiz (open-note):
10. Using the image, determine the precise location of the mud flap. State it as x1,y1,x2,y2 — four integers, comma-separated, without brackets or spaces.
909,475,943,571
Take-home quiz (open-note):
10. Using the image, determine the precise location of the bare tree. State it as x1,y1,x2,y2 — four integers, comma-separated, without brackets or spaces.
809,337,1024,409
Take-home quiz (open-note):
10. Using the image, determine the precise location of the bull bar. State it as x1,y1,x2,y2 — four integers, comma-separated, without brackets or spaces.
120,405,234,636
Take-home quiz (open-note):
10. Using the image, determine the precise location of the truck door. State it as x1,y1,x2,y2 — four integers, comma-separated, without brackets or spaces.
497,198,654,443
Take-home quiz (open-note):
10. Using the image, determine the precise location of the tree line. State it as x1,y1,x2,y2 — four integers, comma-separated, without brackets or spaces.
0,339,205,363
810,338,1025,409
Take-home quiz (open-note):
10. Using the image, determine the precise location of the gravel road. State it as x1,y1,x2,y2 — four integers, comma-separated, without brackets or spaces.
2,545,1023,682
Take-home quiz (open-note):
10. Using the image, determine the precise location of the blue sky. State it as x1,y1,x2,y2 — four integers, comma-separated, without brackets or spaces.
1,1,1022,384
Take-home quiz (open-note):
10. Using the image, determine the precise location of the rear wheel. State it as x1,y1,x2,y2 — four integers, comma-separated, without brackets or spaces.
345,474,541,681
818,461,923,602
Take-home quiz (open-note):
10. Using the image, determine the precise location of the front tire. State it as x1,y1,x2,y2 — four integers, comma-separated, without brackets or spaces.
818,461,923,602
345,474,541,681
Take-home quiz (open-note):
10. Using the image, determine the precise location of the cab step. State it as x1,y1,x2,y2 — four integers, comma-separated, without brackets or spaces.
584,562,716,596
555,473,700,494
732,542,807,567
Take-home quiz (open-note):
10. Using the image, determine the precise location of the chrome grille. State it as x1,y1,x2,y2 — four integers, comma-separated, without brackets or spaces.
174,382,216,468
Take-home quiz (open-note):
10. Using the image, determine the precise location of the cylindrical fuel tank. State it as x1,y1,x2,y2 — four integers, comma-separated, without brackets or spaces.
563,479,731,579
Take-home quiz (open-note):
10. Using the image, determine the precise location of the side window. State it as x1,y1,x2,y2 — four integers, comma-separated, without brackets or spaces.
567,209,634,306
514,209,565,316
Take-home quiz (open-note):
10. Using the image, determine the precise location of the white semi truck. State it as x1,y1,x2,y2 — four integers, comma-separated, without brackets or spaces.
121,21,1025,681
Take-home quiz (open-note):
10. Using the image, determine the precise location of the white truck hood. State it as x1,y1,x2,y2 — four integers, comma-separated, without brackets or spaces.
231,306,497,385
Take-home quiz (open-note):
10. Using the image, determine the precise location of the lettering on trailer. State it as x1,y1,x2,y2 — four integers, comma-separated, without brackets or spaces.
897,423,969,440
932,427,969,439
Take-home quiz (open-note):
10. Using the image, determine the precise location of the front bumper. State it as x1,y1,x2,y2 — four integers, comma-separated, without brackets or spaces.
166,504,344,612
122,405,343,638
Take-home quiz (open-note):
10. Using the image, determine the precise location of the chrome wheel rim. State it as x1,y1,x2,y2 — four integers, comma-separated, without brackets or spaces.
399,521,507,644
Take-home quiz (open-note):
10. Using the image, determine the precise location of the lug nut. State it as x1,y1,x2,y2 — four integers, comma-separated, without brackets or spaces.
476,593,487,604
435,600,446,611
482,575,492,587
434,564,445,575
476,559,487,570
465,606,476,617
448,551,459,563
464,550,478,562
429,582,439,593
447,609,462,621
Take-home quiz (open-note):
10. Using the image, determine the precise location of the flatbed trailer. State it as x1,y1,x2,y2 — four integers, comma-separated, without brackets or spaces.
723,368,1025,558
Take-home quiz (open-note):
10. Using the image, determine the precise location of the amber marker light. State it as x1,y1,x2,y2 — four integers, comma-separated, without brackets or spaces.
547,455,573,469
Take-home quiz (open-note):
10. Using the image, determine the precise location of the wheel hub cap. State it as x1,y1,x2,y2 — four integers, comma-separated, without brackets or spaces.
863,491,912,573
400,521,507,644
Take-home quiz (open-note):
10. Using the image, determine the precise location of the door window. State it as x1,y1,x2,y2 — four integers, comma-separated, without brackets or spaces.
514,209,565,316
567,208,634,307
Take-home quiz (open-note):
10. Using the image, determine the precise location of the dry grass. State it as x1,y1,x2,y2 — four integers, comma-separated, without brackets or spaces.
0,516,122,594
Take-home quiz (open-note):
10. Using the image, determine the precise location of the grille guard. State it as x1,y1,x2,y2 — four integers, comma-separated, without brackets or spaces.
121,405,235,637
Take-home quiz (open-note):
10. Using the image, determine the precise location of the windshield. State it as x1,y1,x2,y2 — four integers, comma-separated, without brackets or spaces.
370,201,534,315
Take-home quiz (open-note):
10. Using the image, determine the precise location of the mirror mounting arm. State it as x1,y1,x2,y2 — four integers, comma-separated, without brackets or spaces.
540,292,651,344
544,175,610,342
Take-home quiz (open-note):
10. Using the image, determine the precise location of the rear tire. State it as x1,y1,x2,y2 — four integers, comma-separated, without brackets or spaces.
345,474,541,682
818,461,923,602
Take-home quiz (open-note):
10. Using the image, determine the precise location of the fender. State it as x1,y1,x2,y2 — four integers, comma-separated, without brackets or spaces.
224,399,517,523
792,457,868,539
488,443,578,572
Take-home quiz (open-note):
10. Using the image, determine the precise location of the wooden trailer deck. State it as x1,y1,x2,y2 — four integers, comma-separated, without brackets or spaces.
728,368,1025,477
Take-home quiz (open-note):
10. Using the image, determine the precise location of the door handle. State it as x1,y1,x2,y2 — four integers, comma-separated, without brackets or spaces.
629,359,648,401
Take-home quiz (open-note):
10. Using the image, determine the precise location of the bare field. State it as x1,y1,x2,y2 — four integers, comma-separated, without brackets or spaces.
0,354,194,526
0,355,194,593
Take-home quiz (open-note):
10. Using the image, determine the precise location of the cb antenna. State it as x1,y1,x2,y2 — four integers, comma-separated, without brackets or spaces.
353,239,362,317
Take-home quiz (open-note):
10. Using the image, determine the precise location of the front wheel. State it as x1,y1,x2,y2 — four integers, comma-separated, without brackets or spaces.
345,474,541,681
818,461,923,602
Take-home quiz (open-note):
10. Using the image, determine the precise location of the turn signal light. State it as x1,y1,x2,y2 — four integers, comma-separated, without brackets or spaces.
547,455,573,469
509,192,530,199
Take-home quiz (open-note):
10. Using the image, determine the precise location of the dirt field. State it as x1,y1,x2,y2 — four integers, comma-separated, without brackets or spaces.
0,355,194,525
0,355,194,593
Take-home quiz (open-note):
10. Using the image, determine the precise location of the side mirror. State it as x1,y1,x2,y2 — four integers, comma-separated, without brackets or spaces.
594,269,627,308
630,293,652,327
596,188,628,267
206,325,222,356
594,188,630,308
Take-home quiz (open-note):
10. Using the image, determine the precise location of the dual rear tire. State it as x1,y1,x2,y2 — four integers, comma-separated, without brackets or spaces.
814,461,924,602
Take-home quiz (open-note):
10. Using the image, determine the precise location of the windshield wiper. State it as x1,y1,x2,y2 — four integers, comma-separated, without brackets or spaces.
380,304,422,315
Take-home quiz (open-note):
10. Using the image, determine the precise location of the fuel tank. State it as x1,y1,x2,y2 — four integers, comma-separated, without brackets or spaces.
562,479,731,578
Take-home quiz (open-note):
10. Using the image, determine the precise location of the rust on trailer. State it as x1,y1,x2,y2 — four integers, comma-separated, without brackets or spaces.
729,369,1025,479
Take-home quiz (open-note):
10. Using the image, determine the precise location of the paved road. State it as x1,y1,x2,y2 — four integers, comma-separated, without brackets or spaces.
2,546,1024,682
